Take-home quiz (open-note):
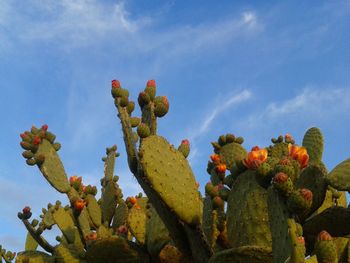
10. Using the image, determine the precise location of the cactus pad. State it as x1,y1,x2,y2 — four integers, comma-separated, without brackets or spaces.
127,206,147,244
302,127,324,164
326,158,350,191
218,142,247,170
15,251,55,263
140,135,202,225
35,139,71,193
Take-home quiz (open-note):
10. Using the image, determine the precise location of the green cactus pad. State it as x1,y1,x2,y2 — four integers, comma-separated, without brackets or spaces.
145,206,171,259
267,187,292,263
15,251,55,263
202,196,219,248
35,139,71,193
226,170,272,248
140,135,202,225
127,206,147,244
315,239,338,263
326,158,350,191
218,142,247,170
268,142,289,159
86,194,102,227
208,245,273,263
53,243,84,263
302,127,324,164
295,165,327,217
112,202,129,229
100,180,119,225
78,207,92,239
85,236,149,263
25,231,38,251
51,206,84,251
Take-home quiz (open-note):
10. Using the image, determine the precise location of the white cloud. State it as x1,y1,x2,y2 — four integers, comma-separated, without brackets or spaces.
1,0,151,48
190,90,252,141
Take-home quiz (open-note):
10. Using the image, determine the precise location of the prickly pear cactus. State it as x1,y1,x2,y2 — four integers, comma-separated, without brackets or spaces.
1,80,350,263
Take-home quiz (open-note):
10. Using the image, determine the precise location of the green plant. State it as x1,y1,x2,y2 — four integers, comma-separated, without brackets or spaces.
1,79,350,262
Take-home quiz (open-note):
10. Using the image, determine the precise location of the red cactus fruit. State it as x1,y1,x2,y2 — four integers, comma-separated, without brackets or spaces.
274,172,289,183
32,136,41,145
279,158,291,165
41,124,48,131
181,139,189,145
20,133,28,139
162,96,169,107
117,225,128,234
134,204,141,210
317,230,332,241
147,79,156,87
300,188,313,202
111,80,121,89
216,164,227,173
22,206,31,214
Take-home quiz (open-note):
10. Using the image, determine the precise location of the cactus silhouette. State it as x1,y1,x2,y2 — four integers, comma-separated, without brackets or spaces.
2,80,350,262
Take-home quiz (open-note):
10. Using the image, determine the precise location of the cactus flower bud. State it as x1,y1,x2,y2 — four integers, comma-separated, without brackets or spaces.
41,124,48,131
210,154,221,163
74,199,86,211
216,164,227,173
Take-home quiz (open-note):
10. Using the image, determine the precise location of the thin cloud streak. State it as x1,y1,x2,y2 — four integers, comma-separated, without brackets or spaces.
191,90,252,141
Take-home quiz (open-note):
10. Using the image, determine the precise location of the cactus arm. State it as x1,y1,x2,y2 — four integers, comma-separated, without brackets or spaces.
114,89,212,262
20,218,54,253
141,103,157,135
115,101,139,173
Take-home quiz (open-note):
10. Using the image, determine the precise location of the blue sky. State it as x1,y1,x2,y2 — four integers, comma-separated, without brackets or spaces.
1,0,350,254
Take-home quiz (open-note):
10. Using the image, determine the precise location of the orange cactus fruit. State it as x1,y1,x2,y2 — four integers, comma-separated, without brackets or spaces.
317,230,332,241
216,164,227,173
300,188,313,202
134,204,141,210
86,232,97,241
74,199,86,211
297,236,305,245
117,225,128,234
210,154,221,163
288,144,309,168
69,175,82,184
285,133,293,141
128,196,137,205
243,146,268,169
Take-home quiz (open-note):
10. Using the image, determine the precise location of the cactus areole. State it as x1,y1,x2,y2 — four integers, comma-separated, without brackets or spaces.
1,79,348,263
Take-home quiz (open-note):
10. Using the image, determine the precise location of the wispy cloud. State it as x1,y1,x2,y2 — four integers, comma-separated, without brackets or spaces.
185,90,252,163
1,0,151,49
190,90,252,141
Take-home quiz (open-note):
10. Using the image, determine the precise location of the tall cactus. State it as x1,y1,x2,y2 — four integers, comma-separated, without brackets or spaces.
1,79,350,262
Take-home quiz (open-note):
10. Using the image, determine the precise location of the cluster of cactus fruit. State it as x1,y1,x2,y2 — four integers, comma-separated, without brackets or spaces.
1,80,350,262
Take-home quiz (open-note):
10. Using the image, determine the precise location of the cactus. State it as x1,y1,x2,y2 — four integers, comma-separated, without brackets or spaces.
1,79,350,262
